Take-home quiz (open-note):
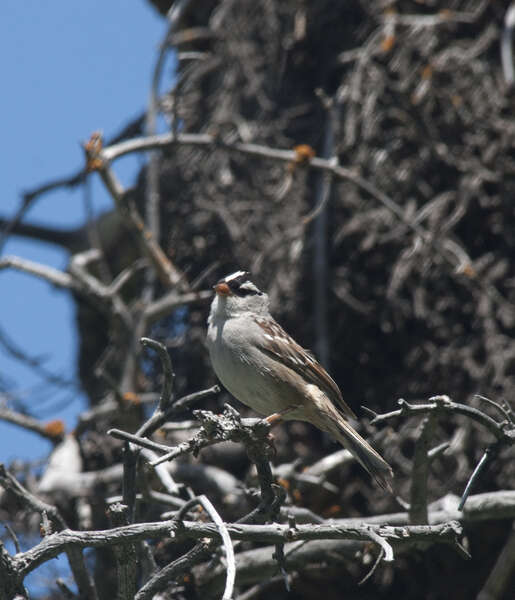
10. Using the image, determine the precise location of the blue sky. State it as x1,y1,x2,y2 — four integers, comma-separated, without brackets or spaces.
0,2,167,463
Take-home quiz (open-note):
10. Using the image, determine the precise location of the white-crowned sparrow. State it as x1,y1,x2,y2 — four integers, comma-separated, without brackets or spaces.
206,270,393,490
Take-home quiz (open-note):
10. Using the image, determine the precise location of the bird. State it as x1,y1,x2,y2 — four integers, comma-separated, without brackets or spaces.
206,270,393,491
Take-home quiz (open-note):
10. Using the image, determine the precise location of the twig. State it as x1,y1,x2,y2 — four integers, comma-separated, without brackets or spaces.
381,2,489,27
9,518,468,580
366,528,394,562
83,173,112,284
0,464,65,530
0,255,76,290
193,522,466,596
365,396,515,443
427,442,450,460
409,415,435,524
108,259,148,296
118,338,177,522
501,3,515,87
2,523,21,554
0,325,76,390
0,252,137,339
143,289,213,324
15,108,147,209
458,443,500,511
97,130,515,319
56,578,77,599
135,478,217,600
163,405,282,524
169,385,220,413
272,542,290,592
68,249,133,328
140,449,181,496
144,0,193,249
0,407,65,443
138,540,158,586
0,539,26,600
108,390,220,449
157,461,239,504
367,395,514,511
134,542,210,600
83,132,186,290
0,464,98,600
122,442,139,524
311,98,339,368
160,419,199,431
198,495,236,600
139,337,175,417
108,490,185,510
475,394,514,426
94,132,430,248
358,547,384,586
108,429,172,454
148,405,262,467
278,507,324,525
107,503,138,600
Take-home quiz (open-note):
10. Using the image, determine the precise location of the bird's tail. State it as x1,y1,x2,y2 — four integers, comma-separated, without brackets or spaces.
323,410,393,492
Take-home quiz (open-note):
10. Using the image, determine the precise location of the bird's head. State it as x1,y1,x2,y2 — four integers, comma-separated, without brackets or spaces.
212,270,269,317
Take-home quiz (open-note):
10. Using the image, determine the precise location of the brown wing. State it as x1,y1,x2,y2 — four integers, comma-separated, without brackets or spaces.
253,317,357,419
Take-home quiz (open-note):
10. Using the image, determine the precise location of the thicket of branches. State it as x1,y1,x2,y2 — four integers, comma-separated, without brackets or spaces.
1,1,515,598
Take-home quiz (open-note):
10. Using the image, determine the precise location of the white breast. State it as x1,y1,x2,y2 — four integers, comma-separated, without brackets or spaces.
206,314,298,416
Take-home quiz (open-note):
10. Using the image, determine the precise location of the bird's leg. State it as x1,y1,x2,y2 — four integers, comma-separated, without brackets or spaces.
254,406,301,459
263,404,301,425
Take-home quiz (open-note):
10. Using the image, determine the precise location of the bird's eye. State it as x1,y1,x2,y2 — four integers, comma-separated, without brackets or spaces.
234,286,259,297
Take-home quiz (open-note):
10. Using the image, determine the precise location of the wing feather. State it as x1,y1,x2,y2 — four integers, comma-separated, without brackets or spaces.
253,317,357,419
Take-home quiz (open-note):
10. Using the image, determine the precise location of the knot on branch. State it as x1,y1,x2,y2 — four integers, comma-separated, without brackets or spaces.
192,404,273,457
192,406,238,438
184,405,281,523
429,395,453,408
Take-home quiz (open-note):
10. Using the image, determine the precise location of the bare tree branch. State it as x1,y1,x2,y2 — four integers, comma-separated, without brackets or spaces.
0,406,65,443
107,503,138,600
364,396,515,443
409,415,435,524
0,255,76,290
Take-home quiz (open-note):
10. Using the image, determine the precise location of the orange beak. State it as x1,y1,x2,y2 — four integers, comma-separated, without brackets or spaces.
214,282,231,296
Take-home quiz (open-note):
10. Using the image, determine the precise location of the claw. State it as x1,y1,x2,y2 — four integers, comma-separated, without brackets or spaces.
267,431,277,458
